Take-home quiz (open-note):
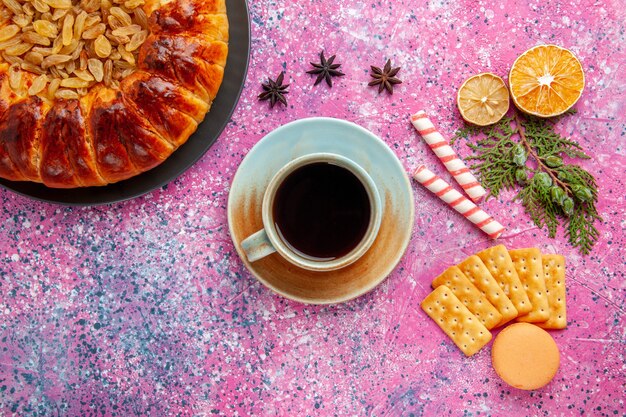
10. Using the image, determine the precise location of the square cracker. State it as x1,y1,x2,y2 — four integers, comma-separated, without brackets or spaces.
537,254,567,329
509,248,550,323
421,285,492,356
432,266,502,330
477,245,532,316
458,255,518,326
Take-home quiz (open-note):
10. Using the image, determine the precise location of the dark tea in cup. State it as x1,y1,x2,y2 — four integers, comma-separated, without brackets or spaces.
241,152,381,271
272,162,371,261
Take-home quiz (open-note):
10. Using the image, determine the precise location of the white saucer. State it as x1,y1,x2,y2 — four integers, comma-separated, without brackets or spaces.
227,117,414,304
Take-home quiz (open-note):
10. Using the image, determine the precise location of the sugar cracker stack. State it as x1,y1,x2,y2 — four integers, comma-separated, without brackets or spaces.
410,110,487,202
413,165,505,239
458,255,518,326
537,255,567,329
432,266,502,330
421,285,492,356
477,245,532,317
421,245,568,357
509,248,550,323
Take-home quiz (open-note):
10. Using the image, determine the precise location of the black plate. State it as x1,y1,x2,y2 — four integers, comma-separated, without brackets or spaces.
0,0,250,206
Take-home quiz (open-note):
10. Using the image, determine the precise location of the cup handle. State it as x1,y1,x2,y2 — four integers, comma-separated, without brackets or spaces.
241,229,277,262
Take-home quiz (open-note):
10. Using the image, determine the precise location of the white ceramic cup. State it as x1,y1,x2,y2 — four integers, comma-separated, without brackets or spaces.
240,153,382,271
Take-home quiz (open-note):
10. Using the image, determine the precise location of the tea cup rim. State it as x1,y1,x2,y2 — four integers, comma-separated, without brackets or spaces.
261,152,382,271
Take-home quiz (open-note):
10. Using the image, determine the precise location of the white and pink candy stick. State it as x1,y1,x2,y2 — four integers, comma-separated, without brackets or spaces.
413,165,505,239
411,110,486,202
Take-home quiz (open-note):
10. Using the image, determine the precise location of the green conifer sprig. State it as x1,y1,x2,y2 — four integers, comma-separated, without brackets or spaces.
453,109,601,255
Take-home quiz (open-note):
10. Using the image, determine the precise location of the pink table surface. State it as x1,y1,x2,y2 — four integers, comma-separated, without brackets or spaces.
1,0,625,416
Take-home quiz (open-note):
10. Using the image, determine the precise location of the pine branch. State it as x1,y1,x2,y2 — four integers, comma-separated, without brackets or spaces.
524,115,590,160
516,183,544,228
453,109,601,255
566,203,601,255
456,117,518,198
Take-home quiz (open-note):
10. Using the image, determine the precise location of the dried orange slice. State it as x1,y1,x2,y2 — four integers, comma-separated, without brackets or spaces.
509,45,585,117
457,73,510,126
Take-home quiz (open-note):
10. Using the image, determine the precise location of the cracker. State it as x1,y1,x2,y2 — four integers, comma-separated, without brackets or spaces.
509,248,550,323
421,285,492,356
432,266,502,330
458,255,518,326
537,254,567,329
477,245,532,316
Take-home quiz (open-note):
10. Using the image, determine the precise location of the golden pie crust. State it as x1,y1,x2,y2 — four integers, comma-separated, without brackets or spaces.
0,0,228,187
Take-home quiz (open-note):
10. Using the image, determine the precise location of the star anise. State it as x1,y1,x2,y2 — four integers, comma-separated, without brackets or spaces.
258,72,289,108
368,59,402,94
307,51,345,87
